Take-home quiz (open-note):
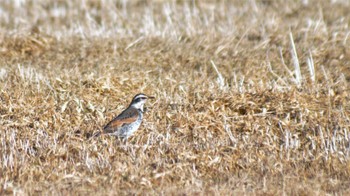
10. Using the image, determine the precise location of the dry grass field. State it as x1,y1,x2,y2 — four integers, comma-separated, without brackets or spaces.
1,0,350,195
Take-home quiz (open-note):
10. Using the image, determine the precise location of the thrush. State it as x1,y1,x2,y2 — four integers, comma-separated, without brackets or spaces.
102,93,154,139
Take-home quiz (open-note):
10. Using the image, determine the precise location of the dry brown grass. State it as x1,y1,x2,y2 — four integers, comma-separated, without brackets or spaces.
1,0,350,195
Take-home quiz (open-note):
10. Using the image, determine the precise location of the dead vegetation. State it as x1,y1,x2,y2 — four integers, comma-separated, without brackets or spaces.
0,0,350,195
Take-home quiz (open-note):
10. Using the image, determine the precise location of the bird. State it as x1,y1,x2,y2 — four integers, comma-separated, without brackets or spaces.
102,93,154,139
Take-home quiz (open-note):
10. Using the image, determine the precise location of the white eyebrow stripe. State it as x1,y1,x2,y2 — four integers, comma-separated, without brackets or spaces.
134,95,147,99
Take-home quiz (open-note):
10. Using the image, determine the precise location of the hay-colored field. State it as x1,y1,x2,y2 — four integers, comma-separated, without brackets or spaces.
1,0,350,195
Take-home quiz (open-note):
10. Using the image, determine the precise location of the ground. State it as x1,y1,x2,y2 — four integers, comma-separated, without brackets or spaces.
1,0,350,195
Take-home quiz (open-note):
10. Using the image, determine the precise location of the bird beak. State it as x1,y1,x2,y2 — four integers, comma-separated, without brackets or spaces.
147,96,155,99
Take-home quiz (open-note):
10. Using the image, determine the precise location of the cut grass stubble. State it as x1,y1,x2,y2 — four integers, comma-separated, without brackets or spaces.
1,0,350,195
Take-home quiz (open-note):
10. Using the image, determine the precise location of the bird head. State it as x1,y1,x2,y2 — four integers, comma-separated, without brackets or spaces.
130,93,154,112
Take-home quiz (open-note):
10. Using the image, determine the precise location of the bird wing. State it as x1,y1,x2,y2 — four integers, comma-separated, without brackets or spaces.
103,107,139,134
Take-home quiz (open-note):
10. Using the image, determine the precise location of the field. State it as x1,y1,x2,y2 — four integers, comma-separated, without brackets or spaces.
1,0,350,195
